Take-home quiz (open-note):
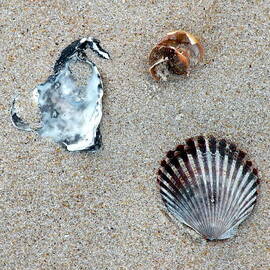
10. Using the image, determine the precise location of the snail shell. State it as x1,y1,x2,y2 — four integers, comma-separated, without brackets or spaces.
149,30,204,81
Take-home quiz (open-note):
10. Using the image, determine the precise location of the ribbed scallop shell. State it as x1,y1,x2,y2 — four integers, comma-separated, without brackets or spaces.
157,136,259,240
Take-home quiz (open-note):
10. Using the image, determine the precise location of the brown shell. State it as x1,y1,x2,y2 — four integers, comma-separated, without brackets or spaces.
149,30,204,81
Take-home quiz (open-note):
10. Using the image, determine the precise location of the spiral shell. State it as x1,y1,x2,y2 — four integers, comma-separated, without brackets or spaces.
157,136,259,240
149,30,204,81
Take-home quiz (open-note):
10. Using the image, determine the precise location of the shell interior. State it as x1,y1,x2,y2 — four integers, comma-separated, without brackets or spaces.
157,136,259,240
11,37,110,152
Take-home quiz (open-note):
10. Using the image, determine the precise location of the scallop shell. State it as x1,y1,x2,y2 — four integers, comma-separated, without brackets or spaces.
149,30,204,81
157,136,259,240
11,37,110,152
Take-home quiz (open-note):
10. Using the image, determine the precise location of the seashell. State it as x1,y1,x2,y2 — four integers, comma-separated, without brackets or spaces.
149,30,204,81
11,37,110,152
157,136,259,240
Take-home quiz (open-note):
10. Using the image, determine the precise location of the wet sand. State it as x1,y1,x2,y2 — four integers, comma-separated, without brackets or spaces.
0,0,269,269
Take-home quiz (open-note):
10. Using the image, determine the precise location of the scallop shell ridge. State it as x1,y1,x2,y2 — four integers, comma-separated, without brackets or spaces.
157,136,259,240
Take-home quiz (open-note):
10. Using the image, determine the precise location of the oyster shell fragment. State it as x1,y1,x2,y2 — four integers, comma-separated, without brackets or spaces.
11,37,110,151
149,30,204,81
157,136,259,240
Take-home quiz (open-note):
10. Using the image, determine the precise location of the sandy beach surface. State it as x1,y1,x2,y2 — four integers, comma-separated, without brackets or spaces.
0,0,269,269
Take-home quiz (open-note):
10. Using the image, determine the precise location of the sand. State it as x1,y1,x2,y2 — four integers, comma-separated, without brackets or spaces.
0,0,269,269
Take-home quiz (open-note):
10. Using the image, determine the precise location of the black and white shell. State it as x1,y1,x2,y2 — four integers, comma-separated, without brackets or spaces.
157,136,259,240
11,37,110,152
